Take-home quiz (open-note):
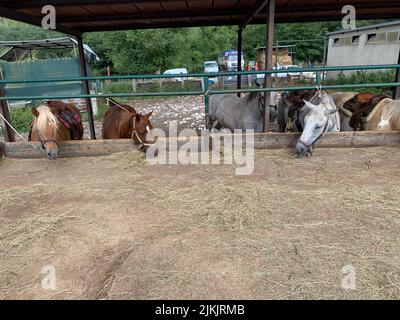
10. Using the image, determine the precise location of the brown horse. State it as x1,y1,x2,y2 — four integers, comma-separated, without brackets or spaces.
29,101,83,160
102,99,154,151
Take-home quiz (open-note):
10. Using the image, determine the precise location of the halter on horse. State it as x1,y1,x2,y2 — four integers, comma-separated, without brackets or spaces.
295,90,340,156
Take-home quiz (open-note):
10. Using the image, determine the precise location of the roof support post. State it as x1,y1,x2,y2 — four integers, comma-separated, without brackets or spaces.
0,70,15,142
394,48,400,100
263,0,275,132
237,27,243,97
77,35,96,139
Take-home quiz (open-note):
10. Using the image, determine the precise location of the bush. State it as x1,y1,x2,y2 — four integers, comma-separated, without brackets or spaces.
10,107,33,133
325,70,396,95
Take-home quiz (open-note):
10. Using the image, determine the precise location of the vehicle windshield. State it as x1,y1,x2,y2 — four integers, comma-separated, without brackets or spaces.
205,62,218,68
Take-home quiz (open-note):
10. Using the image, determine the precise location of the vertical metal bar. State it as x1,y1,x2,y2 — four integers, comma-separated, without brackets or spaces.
204,76,210,129
0,70,15,142
237,27,243,97
77,36,96,140
322,36,328,82
263,0,275,132
394,49,400,100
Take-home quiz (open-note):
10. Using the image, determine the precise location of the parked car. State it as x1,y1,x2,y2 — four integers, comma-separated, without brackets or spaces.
283,65,301,79
163,68,188,82
257,66,286,79
203,61,219,73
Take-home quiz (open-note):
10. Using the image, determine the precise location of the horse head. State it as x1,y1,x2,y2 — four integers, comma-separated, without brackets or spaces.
295,93,340,157
31,106,61,160
131,111,156,151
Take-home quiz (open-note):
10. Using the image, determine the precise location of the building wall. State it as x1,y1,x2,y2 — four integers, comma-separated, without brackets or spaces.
327,25,400,78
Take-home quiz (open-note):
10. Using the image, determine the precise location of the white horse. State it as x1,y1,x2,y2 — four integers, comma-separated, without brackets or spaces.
295,92,341,156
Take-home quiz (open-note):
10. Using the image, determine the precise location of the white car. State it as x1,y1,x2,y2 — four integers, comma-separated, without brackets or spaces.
281,65,301,78
163,68,188,82
204,61,219,73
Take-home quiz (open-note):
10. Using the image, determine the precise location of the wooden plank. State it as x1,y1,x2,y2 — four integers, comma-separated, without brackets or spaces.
2,132,400,159
252,131,400,149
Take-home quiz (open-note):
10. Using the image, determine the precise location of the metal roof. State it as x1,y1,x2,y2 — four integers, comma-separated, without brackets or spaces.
1,1,400,35
326,20,400,36
0,37,99,61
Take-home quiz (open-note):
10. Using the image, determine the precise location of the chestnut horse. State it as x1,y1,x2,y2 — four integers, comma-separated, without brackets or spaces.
102,99,154,151
29,101,83,160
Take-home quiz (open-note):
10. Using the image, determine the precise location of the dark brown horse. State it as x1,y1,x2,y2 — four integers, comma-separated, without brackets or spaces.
102,99,154,150
29,100,83,160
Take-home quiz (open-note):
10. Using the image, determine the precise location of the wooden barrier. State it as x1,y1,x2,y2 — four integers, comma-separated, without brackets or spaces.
1,131,399,159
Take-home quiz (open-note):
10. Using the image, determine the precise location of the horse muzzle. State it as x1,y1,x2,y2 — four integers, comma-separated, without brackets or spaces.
295,141,313,157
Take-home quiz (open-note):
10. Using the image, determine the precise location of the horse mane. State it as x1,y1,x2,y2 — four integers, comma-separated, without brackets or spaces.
35,105,59,136
384,99,400,123
246,92,259,102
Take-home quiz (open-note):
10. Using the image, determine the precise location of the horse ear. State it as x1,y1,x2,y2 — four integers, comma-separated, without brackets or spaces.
144,111,153,119
303,100,317,111
31,107,39,117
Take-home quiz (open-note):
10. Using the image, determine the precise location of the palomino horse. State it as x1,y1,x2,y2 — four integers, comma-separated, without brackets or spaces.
277,90,340,156
29,101,83,160
102,99,154,151
330,92,400,131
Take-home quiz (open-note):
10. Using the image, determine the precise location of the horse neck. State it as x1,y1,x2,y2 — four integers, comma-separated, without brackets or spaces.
245,95,262,117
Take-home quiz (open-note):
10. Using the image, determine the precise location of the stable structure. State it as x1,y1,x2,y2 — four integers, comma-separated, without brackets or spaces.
1,0,400,143
0,37,99,142
326,21,400,78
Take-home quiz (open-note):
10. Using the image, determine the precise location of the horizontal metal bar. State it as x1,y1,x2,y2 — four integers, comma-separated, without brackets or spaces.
0,64,399,85
0,91,204,101
1,83,399,101
208,82,400,95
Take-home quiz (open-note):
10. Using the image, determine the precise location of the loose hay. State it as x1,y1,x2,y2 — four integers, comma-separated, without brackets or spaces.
116,150,148,169
1,147,400,299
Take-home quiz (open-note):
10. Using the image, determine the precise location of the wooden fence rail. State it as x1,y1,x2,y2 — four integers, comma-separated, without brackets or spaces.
1,131,399,159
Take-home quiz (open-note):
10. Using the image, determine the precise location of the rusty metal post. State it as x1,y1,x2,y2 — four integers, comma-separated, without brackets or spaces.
77,36,96,139
0,70,15,142
263,0,275,132
237,27,243,97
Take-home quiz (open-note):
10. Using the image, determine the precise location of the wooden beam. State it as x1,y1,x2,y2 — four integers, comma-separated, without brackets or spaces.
239,0,269,29
4,0,194,9
3,132,400,159
57,9,241,23
0,6,82,37
0,70,15,142
263,0,275,132
75,11,400,32
77,36,96,140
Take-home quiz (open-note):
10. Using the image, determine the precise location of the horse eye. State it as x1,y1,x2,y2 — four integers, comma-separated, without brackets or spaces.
315,125,322,129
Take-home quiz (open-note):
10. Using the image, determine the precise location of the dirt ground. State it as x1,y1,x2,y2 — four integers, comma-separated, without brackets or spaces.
1,147,400,300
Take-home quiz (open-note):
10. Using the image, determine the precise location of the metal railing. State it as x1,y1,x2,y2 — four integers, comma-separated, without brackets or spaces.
0,64,399,130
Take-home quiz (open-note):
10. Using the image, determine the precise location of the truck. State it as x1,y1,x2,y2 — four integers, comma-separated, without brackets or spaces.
217,50,245,71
